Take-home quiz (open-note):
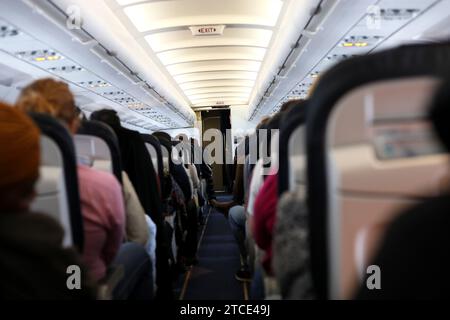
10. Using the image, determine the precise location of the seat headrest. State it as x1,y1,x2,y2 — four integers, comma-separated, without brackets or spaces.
278,100,308,195
142,134,162,149
153,131,172,143
77,120,122,184
430,78,450,151
305,42,450,300
29,112,84,252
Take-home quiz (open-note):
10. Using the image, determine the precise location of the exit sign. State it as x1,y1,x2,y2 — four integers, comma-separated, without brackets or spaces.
190,25,225,36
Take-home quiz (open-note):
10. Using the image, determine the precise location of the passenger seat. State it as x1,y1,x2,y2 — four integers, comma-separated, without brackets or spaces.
29,113,84,251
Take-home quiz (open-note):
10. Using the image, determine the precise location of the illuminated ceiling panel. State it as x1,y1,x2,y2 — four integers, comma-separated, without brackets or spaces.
174,71,258,84
184,87,253,96
166,60,262,76
122,0,283,32
193,98,249,106
179,79,256,91
158,47,266,66
146,28,273,53
114,0,285,107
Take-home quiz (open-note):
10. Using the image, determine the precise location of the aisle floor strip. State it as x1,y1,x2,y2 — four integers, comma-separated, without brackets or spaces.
179,206,212,300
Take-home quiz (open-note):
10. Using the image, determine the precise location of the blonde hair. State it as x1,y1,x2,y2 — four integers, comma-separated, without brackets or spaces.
16,90,56,116
308,76,321,98
16,78,78,125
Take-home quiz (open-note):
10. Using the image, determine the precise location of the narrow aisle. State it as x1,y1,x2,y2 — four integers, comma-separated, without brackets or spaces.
181,200,246,300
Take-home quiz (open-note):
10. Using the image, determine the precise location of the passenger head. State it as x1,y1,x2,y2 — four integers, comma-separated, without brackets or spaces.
90,109,121,128
280,99,305,114
0,102,40,213
256,116,271,130
153,132,172,143
16,78,80,134
308,77,321,97
15,90,56,116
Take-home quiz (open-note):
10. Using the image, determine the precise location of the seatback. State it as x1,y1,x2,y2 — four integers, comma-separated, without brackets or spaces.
142,134,164,185
160,144,171,176
305,43,450,300
76,120,123,184
278,101,308,196
29,113,84,251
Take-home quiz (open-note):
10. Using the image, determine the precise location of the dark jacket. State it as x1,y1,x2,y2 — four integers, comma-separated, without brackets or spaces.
171,163,192,201
355,195,450,299
112,126,175,299
111,125,162,223
199,163,216,200
0,212,96,300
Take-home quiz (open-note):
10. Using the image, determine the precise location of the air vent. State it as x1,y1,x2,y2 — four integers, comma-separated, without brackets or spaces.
0,25,19,38
48,65,84,73
379,8,420,21
114,97,136,103
78,80,111,88
102,91,125,97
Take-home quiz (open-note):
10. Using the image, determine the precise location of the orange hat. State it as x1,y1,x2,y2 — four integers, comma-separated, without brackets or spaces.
0,102,40,190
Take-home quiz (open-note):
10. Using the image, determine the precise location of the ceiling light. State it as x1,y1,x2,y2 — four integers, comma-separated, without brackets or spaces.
175,71,258,84
157,47,266,66
145,28,272,53
128,102,145,108
121,0,283,32
340,36,383,48
180,79,255,91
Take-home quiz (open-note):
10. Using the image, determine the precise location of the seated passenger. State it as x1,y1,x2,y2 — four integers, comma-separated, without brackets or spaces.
253,173,278,275
16,79,126,283
210,117,270,284
17,80,155,299
0,102,96,299
173,139,199,266
252,101,299,277
121,171,150,246
355,79,450,300
91,110,173,299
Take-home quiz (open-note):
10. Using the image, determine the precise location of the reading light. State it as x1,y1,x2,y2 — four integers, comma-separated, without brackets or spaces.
340,36,383,48
16,50,64,62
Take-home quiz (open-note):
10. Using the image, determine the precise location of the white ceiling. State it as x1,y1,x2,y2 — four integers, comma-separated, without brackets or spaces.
1,0,449,130
108,0,288,108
